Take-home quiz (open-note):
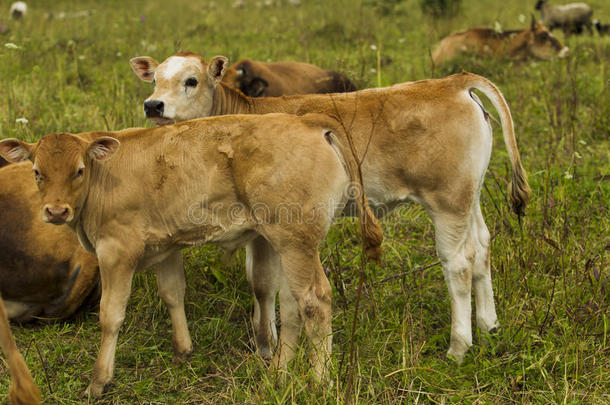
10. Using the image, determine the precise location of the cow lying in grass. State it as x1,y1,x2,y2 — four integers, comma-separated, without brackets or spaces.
131,54,356,99
432,19,569,66
131,52,531,366
0,113,382,396
0,161,99,321
0,296,41,404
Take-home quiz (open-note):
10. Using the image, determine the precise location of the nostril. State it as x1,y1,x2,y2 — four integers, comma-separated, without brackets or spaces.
44,205,70,220
144,100,164,117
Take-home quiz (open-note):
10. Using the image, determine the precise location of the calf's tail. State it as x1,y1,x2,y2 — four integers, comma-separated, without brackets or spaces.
463,73,531,217
323,129,383,261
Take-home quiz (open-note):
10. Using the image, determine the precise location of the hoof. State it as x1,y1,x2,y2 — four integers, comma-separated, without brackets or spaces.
85,382,106,398
447,344,468,365
173,350,193,364
258,346,272,361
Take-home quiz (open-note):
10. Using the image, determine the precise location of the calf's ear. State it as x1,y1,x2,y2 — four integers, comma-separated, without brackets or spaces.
130,56,159,82
246,77,269,97
88,137,120,161
207,56,229,86
0,138,35,163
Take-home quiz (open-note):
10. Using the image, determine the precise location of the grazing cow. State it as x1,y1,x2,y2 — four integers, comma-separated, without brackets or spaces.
432,19,569,65
535,0,593,35
131,54,356,99
0,296,41,404
131,52,531,366
0,113,382,396
0,161,100,321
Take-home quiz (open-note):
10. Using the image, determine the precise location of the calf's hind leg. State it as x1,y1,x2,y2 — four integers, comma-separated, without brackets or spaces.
471,203,499,334
433,212,476,364
274,248,332,381
156,250,193,362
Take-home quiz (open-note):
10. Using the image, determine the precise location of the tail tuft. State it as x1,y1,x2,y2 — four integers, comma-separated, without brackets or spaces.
509,167,531,217
362,204,384,262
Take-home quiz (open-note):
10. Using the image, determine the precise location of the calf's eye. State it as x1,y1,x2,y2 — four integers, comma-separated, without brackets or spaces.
75,168,84,178
185,78,198,87
33,169,43,182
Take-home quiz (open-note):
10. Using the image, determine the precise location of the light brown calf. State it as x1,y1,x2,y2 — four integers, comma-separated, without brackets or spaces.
0,113,381,396
0,162,100,322
0,296,41,404
432,19,569,65
131,52,531,366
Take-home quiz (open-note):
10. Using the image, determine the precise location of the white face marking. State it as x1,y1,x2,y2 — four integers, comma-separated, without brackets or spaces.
161,56,189,80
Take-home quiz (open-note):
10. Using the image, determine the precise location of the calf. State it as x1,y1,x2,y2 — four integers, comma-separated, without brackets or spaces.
432,19,569,65
535,0,593,35
0,113,382,396
131,52,531,366
131,55,356,99
0,162,100,321
0,296,41,404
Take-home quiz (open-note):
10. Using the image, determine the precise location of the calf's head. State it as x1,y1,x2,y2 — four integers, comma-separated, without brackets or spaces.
520,19,569,60
223,59,269,97
130,52,229,124
0,134,119,225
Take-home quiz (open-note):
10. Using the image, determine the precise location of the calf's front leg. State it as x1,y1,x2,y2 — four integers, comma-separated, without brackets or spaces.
156,250,193,362
246,236,280,359
86,248,135,397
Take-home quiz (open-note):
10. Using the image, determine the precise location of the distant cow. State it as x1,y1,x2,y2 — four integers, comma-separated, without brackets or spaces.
132,52,531,372
131,54,356,99
593,19,610,35
0,113,382,396
0,296,41,404
432,19,569,65
0,162,100,321
535,0,593,35
9,2,27,19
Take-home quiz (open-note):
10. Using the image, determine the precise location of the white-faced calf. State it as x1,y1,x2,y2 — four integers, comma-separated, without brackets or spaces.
131,52,531,366
131,53,356,101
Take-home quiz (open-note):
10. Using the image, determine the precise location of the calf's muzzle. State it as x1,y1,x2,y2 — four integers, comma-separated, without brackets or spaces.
144,100,164,118
43,204,73,224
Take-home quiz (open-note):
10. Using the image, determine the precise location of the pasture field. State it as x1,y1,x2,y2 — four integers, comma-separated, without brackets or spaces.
0,0,608,403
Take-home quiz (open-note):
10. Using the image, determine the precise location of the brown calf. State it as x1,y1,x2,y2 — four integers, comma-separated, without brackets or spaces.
0,162,100,322
131,53,531,366
0,296,41,404
432,19,569,65
0,113,381,396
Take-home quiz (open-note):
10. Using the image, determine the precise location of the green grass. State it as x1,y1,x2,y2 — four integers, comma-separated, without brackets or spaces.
1,0,609,403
